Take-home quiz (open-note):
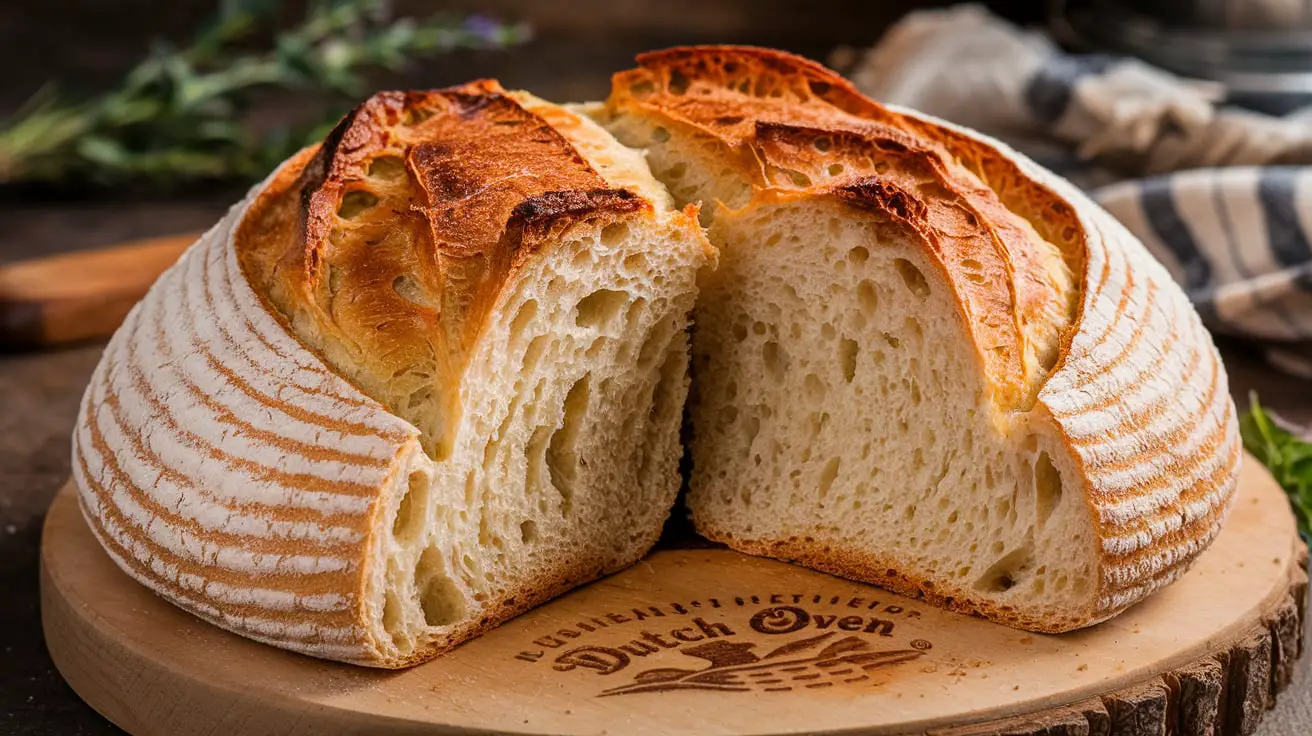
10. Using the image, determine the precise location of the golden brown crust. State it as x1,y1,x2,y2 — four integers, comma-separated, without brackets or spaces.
236,81,649,455
608,45,1082,409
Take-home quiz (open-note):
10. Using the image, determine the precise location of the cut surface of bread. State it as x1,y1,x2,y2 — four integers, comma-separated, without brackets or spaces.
599,46,1240,632
72,80,712,667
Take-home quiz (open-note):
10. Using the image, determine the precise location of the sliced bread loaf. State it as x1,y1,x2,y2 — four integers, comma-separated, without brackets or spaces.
72,81,713,667
598,47,1240,632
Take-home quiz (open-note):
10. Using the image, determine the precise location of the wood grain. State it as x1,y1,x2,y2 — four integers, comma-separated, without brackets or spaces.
40,454,1309,736
0,233,193,349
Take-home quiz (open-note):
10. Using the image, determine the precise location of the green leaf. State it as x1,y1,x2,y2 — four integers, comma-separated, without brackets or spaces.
1241,393,1312,535
76,136,130,167
0,0,530,188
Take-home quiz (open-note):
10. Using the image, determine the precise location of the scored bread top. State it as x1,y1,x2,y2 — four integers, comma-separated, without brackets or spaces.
608,47,1080,411
237,81,698,457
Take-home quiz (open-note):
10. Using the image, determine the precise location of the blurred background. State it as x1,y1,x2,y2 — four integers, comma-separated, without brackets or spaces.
0,1,1045,108
3,2,1312,734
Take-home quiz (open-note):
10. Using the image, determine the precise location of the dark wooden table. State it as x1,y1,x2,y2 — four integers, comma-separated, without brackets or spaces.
2,4,1310,734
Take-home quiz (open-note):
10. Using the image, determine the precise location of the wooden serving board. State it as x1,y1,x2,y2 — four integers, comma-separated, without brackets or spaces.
41,455,1308,736
0,233,194,349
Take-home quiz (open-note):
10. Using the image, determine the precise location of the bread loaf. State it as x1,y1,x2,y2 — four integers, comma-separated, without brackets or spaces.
597,47,1240,632
73,48,1241,669
72,81,713,667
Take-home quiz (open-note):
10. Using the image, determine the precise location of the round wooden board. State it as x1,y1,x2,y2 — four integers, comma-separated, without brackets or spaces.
42,455,1309,736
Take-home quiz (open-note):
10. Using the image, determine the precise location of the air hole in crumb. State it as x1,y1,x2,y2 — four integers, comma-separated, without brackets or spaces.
732,323,749,341
894,258,930,297
600,223,630,247
669,69,690,95
337,190,379,219
525,424,552,493
622,252,647,273
522,335,550,370
629,80,656,96
383,592,406,647
651,127,671,143
813,137,832,152
839,338,858,382
404,107,435,125
762,341,786,378
848,246,869,265
510,299,539,336
520,520,538,544
665,162,688,180
392,274,430,307
392,471,427,541
818,457,840,498
975,548,1032,594
1034,451,1063,528
720,405,739,426
575,289,628,329
547,375,590,516
857,280,878,315
368,156,406,181
804,373,825,401
828,163,845,177
903,318,923,343
417,547,465,627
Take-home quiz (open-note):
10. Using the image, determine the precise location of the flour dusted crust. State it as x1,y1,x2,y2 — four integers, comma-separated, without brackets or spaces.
72,81,712,667
603,47,1240,631
71,194,420,665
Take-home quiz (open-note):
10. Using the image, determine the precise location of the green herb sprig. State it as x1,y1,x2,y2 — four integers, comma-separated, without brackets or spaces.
1240,393,1312,535
0,0,529,187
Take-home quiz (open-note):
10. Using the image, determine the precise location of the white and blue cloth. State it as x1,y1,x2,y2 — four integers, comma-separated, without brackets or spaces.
842,4,1312,375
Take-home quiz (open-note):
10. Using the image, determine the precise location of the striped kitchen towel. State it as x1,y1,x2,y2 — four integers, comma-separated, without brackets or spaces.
840,4,1312,376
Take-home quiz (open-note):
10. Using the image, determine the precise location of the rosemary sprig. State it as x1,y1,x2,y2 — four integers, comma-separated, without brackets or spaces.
0,0,529,187
1240,393,1312,535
